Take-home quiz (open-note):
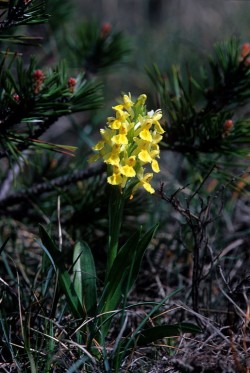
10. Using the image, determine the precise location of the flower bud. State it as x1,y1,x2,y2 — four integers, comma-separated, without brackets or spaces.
241,43,250,58
101,23,111,38
223,119,234,137
13,93,20,102
33,69,45,94
68,77,77,93
240,43,250,66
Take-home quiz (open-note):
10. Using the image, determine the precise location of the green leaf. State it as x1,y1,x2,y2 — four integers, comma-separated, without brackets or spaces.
127,223,158,291
100,224,158,314
72,241,97,316
97,225,158,340
98,230,138,315
136,322,202,346
38,224,83,318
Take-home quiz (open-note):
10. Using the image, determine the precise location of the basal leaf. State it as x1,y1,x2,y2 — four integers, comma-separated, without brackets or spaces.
100,224,158,314
72,241,97,316
39,224,83,318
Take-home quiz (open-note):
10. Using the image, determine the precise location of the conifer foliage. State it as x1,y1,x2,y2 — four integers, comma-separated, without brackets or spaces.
0,1,130,162
148,37,250,163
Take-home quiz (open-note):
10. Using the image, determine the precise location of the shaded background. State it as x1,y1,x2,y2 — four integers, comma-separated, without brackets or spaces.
45,0,250,136
73,0,250,95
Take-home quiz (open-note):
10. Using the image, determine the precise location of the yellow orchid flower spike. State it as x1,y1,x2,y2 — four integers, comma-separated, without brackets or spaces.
89,93,165,196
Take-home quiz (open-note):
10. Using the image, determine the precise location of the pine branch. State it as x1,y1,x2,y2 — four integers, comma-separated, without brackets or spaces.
0,58,103,158
0,0,48,31
1,58,103,126
0,115,56,158
63,20,131,74
148,38,250,159
0,164,105,209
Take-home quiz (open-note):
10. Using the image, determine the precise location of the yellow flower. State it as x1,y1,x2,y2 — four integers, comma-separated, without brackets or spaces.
108,172,124,185
89,93,165,195
113,107,130,122
123,93,134,110
120,165,136,177
100,128,115,145
152,159,160,173
139,128,152,142
126,155,136,167
136,94,147,106
111,134,128,145
141,175,155,194
132,173,155,194
154,121,165,134
108,119,122,130
112,104,124,111
104,145,121,166
138,149,152,163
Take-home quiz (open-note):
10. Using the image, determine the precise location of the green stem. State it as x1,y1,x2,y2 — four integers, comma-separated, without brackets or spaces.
107,186,125,275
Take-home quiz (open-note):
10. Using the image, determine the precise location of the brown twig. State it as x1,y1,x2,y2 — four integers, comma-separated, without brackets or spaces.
0,164,105,210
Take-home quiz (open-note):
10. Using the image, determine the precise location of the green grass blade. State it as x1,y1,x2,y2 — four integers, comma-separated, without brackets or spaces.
36,240,56,272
